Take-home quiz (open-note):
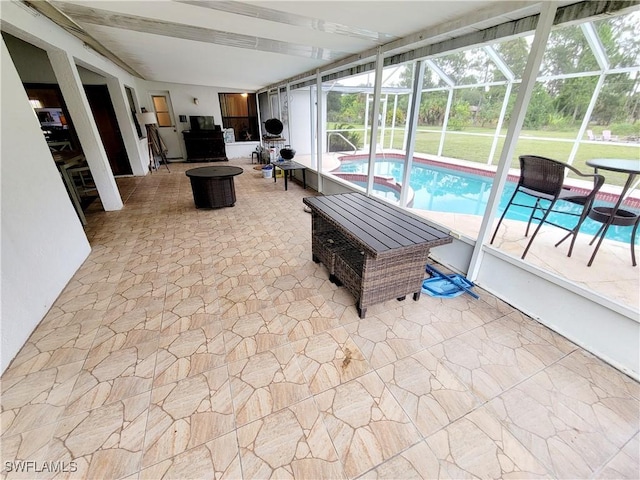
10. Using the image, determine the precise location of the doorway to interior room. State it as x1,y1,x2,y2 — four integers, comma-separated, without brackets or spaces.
84,84,132,175
25,84,98,223
150,92,182,160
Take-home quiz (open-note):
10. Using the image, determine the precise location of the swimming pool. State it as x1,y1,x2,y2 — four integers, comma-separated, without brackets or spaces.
334,156,639,245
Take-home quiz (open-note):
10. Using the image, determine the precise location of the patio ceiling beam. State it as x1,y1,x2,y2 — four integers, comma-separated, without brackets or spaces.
175,0,398,44
51,2,347,61
22,1,142,77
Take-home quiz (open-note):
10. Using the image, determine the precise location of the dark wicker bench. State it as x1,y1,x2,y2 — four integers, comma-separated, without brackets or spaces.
311,215,353,284
304,193,452,318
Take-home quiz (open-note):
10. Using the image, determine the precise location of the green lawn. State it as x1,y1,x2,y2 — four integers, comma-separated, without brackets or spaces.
328,124,640,187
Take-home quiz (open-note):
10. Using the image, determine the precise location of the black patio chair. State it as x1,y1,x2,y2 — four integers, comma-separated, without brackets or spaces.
490,155,605,259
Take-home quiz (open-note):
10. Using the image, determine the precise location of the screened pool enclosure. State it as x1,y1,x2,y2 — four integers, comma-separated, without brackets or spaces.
258,4,640,314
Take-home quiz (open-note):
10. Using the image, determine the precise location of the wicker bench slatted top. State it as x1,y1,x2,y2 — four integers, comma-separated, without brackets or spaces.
303,192,452,258
303,192,453,318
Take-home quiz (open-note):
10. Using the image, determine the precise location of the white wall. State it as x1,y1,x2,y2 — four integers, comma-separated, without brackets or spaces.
290,89,314,155
226,141,260,159
476,248,640,379
1,40,91,372
136,80,254,161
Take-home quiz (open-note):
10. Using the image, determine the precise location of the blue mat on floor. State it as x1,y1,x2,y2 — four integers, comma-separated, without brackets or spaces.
422,264,478,299
421,274,474,298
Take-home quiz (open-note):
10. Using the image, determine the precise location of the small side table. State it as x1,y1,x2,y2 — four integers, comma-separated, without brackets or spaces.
272,161,306,191
185,166,243,208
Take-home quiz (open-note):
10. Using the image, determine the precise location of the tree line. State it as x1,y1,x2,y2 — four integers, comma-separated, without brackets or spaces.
327,13,640,139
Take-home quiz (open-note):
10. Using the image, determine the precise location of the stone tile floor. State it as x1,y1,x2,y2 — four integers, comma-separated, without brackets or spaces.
1,159,638,479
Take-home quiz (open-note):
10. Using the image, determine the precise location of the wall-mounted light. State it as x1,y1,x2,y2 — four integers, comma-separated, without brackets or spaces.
241,93,248,98
193,98,199,105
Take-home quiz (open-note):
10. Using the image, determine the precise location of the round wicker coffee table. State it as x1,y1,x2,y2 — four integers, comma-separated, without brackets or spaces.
185,166,243,208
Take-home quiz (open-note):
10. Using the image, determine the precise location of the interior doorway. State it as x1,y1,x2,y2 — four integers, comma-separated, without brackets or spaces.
25,83,79,149
25,84,97,224
84,84,132,175
150,91,182,159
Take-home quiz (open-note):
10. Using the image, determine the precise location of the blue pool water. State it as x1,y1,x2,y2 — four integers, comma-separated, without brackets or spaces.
336,159,639,245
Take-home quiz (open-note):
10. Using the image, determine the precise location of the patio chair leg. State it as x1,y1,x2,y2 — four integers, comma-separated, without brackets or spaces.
554,231,572,248
566,209,592,257
525,199,543,237
522,200,557,259
555,210,589,257
589,224,606,246
490,189,519,244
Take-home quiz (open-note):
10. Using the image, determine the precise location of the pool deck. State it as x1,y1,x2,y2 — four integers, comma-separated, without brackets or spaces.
414,209,639,310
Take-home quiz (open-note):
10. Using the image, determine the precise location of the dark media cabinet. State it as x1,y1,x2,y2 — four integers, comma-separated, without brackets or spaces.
183,129,228,162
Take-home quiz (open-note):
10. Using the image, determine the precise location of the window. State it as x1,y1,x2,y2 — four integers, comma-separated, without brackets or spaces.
219,93,258,141
152,95,172,127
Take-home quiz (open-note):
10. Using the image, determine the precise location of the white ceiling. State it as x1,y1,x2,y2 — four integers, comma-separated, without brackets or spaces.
34,1,562,91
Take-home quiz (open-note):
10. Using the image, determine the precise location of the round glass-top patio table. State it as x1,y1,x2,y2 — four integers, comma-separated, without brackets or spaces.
185,166,243,208
585,159,640,267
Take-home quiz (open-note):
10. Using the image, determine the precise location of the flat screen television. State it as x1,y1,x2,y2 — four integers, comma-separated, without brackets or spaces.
35,107,67,127
189,115,216,131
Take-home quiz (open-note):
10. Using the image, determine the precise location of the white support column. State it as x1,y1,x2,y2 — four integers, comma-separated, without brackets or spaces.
363,92,370,147
568,73,606,164
567,23,610,165
484,45,516,166
467,2,557,280
309,85,316,170
366,48,384,195
316,71,324,192
426,60,454,157
256,96,264,143
277,87,282,120
48,49,123,211
106,77,147,176
400,60,426,208
380,94,388,148
285,83,292,145
487,81,513,165
390,94,399,149
439,88,453,156
403,92,412,151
